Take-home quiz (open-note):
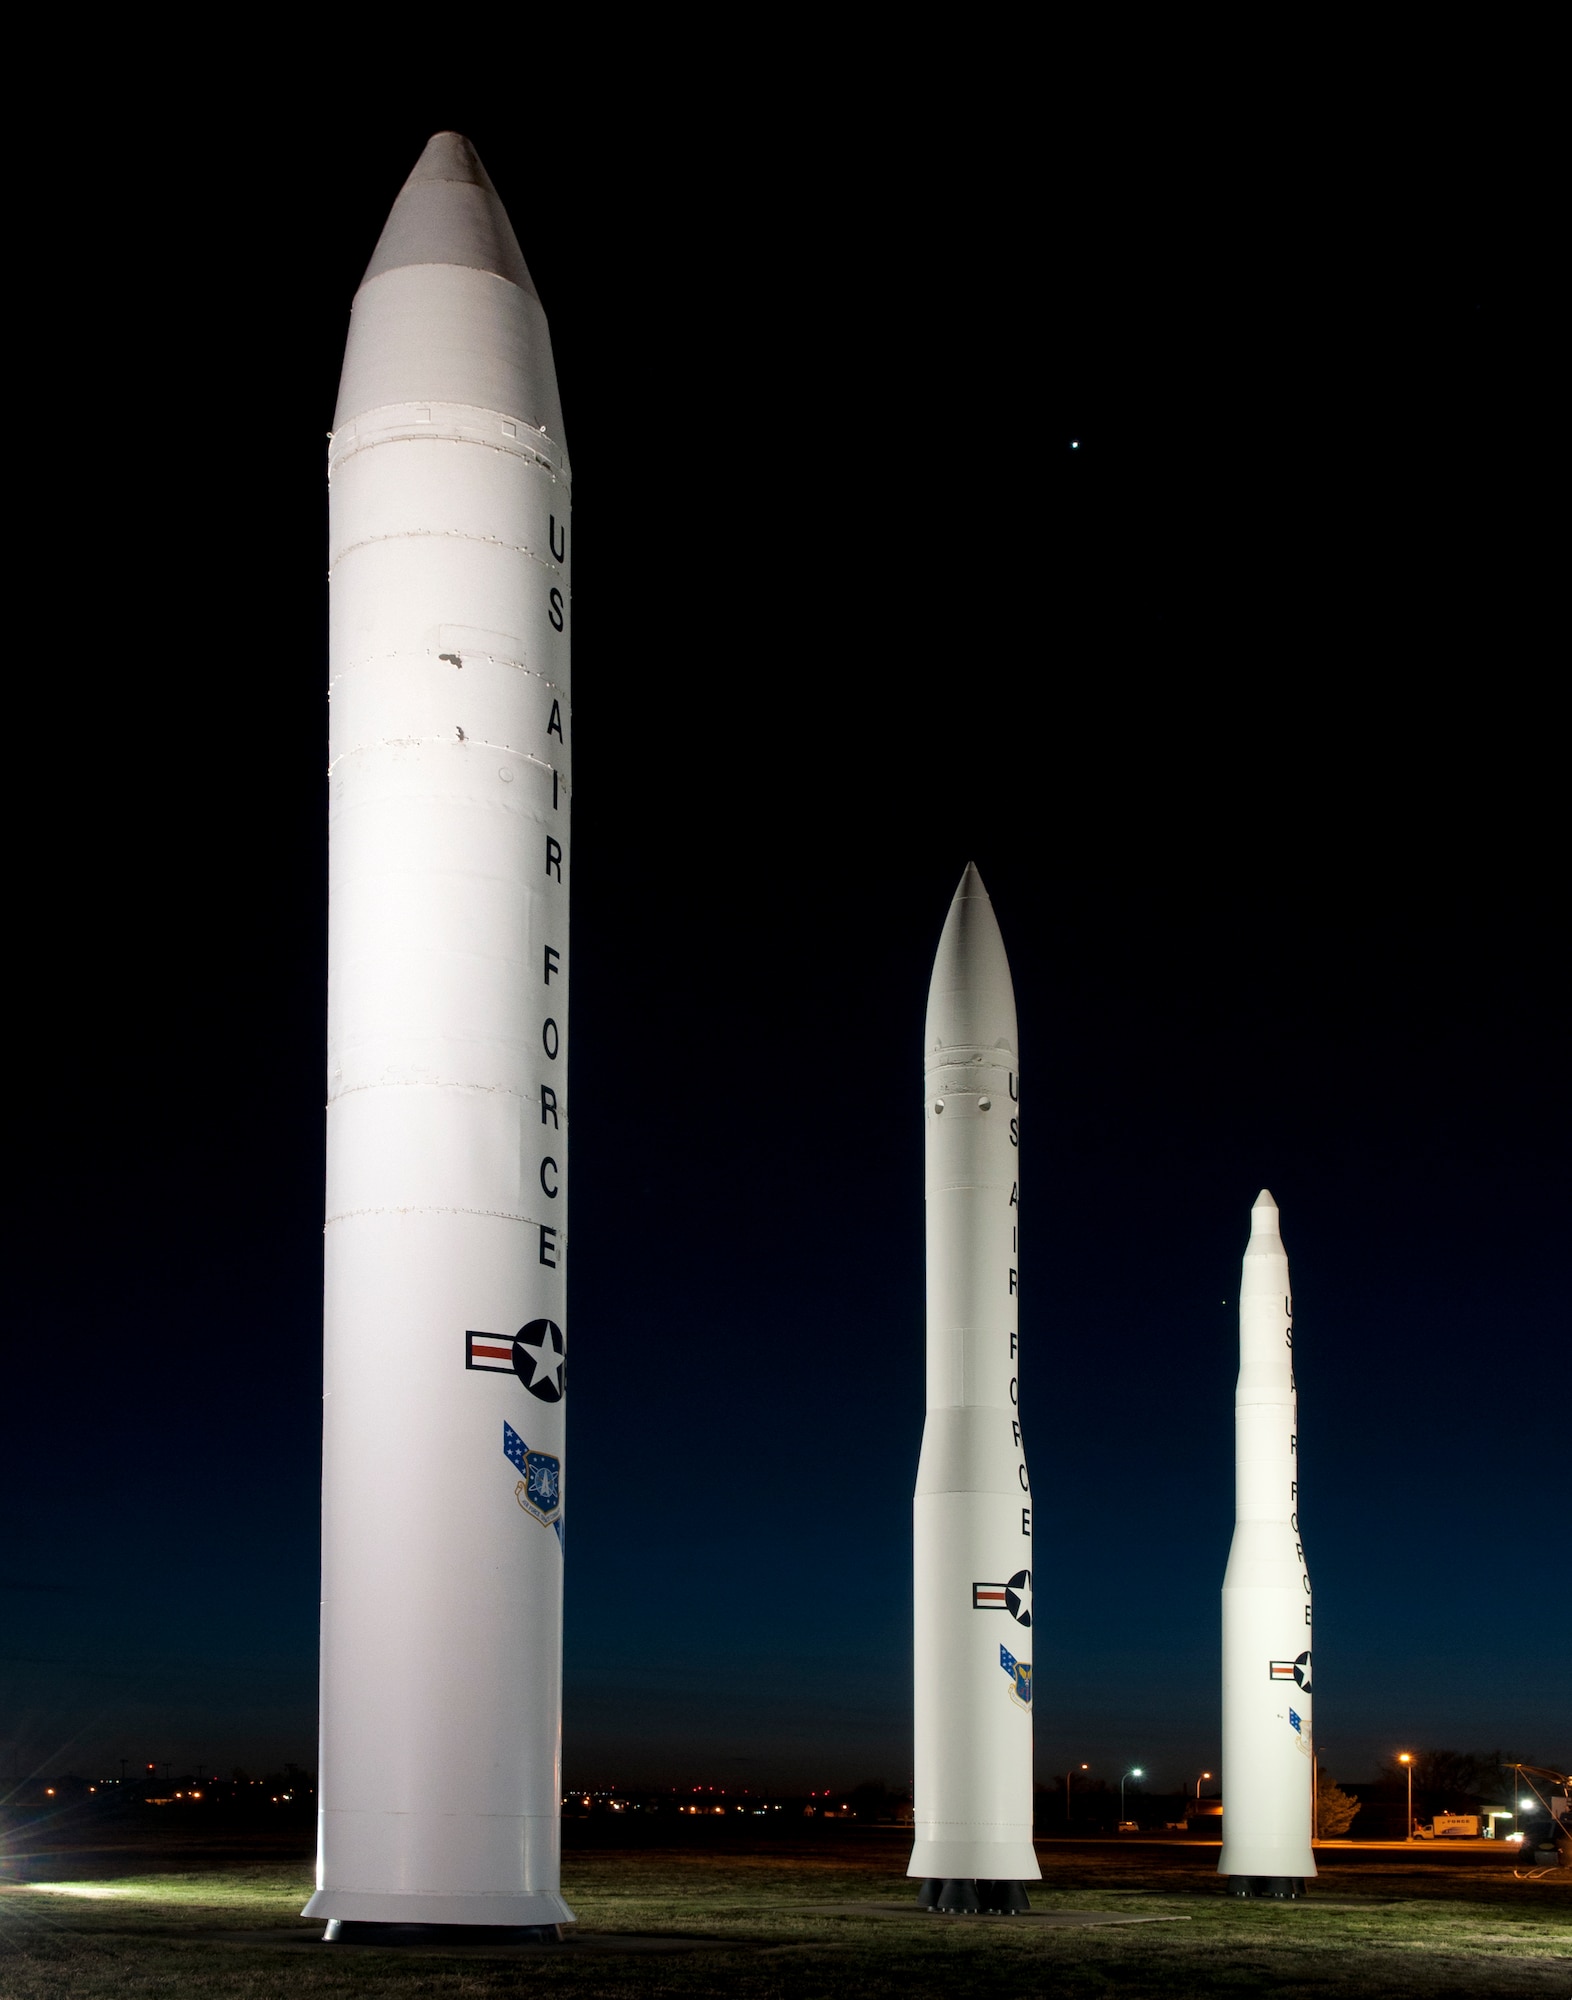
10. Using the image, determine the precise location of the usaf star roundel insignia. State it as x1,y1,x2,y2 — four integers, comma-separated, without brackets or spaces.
972,1570,1033,1626
1004,1569,1032,1627
1293,1649,1311,1693
512,1319,565,1402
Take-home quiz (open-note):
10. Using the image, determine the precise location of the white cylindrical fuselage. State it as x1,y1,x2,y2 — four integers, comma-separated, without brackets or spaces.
909,866,1039,1884
1219,1192,1315,1882
307,136,573,1928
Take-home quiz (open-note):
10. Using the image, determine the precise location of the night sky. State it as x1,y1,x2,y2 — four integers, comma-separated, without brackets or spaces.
6,85,1563,1800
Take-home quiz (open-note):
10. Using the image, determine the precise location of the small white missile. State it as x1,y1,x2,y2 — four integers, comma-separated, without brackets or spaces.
1219,1191,1316,1895
909,865,1039,1912
306,135,573,1937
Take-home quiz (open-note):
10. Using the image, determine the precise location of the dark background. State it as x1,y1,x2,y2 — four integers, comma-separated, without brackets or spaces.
5,72,1562,1799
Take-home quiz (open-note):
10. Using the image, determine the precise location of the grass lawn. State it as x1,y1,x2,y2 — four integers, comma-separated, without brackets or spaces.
1,1835,1567,1997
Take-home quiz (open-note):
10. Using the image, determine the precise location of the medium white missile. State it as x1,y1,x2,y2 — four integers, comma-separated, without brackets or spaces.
306,135,573,1938
909,865,1039,1912
1219,1190,1316,1896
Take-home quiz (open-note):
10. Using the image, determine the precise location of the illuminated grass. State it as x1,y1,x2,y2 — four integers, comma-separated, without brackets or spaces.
0,1843,1567,1997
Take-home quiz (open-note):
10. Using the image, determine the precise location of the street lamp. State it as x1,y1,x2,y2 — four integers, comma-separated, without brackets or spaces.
1066,1763,1087,1825
1195,1772,1212,1800
1398,1753,1414,1840
1120,1768,1144,1821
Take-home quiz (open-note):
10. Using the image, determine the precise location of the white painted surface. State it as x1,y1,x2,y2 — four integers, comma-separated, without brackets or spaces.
1219,1191,1317,1881
909,866,1039,1883
306,134,573,1928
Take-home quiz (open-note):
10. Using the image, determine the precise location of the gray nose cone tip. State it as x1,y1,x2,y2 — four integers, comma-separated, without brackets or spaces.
360,131,539,298
1248,1189,1283,1246
407,131,495,189
925,862,1018,1057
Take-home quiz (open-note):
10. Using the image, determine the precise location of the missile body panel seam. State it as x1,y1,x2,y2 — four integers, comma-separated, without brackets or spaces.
330,530,567,574
327,736,570,775
330,408,568,475
329,647,565,683
326,1078,569,1107
324,1206,568,1231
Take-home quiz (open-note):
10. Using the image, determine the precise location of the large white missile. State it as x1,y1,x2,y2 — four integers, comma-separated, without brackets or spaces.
1219,1190,1316,1896
909,865,1040,1912
306,135,573,1937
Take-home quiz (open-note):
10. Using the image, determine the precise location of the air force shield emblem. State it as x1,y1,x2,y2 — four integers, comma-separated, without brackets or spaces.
503,1420,561,1526
1000,1644,1032,1709
524,1451,559,1517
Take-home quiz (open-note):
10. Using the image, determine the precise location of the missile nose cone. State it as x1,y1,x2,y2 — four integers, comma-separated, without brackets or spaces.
925,864,1018,1060
409,130,493,185
360,131,539,298
1246,1189,1285,1254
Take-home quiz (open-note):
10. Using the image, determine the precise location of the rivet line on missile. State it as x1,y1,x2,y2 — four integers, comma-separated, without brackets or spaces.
326,738,570,778
330,531,568,577
328,400,568,450
329,396,566,436
329,652,567,690
330,1079,566,1108
329,446,566,485
329,427,567,467
329,418,565,452
327,1203,569,1233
